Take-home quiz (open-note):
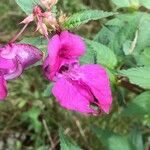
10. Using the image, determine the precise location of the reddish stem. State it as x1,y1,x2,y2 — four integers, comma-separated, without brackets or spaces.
119,79,144,94
9,23,28,43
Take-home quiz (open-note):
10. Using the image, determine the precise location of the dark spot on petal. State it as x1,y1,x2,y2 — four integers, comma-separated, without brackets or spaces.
59,65,69,73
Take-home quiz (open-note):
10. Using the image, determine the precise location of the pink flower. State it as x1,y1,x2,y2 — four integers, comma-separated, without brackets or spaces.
0,43,42,100
43,31,112,115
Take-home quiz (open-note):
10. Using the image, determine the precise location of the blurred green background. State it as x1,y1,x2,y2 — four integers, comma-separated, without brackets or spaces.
0,0,150,150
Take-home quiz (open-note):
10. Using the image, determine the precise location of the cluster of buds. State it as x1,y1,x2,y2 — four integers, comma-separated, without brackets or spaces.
9,0,68,43
20,0,60,39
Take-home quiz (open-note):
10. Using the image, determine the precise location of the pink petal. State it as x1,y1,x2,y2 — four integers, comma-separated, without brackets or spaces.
4,62,23,80
0,45,16,59
20,14,34,24
0,43,42,69
47,34,63,80
60,31,86,58
0,76,7,100
0,58,22,80
79,64,112,113
13,43,43,69
0,57,15,70
52,77,97,114
44,31,86,80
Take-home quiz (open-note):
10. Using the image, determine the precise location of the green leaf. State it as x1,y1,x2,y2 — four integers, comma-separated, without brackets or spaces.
128,127,144,150
116,87,126,106
96,13,141,59
111,0,132,8
106,69,116,83
119,66,150,89
63,10,116,29
80,43,96,64
121,91,150,116
139,0,150,9
109,16,138,57
94,26,116,45
16,0,41,14
91,126,132,150
136,48,150,66
103,12,150,63
134,13,150,54
22,107,42,133
85,39,117,69
59,130,82,150
111,0,150,9
43,83,53,97
123,40,132,55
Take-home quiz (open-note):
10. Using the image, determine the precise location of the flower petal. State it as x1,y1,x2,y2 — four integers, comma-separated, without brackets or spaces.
20,14,34,24
44,31,85,80
47,34,61,80
4,62,23,80
0,43,42,69
0,76,7,100
79,64,112,113
60,31,86,57
0,57,15,70
52,77,97,114
12,43,43,69
0,44,16,59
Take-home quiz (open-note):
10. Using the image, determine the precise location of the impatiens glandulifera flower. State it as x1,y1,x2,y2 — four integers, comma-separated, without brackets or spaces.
0,43,42,100
43,31,112,115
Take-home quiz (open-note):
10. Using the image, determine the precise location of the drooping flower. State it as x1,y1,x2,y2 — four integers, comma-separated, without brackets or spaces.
43,31,112,115
0,43,42,100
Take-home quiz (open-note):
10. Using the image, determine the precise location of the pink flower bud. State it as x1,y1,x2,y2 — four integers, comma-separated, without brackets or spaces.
43,12,58,29
33,6,43,16
40,0,58,9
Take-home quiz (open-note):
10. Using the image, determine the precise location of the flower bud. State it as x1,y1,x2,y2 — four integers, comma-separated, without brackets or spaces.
43,12,58,30
40,0,58,9
33,6,43,16
36,22,49,37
